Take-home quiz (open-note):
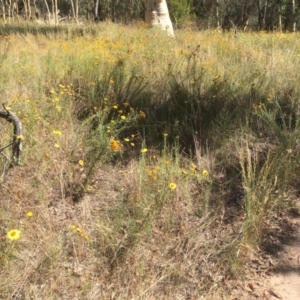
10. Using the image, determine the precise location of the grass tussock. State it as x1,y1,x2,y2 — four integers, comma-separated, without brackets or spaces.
0,22,300,298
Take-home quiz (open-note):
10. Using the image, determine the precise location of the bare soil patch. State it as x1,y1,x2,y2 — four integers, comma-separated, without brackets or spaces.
216,203,300,300
265,205,300,300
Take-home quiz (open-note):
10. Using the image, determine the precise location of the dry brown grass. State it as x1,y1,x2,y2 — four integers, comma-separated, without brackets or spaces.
0,158,235,299
0,23,299,299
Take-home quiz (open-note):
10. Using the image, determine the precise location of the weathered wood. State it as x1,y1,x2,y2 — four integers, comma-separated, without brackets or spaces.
0,106,23,165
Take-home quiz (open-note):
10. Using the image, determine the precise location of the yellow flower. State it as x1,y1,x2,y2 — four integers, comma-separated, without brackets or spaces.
86,185,95,192
26,211,33,218
110,139,121,152
130,142,135,147
139,111,146,118
191,163,197,170
169,183,177,190
121,115,126,120
16,135,24,140
191,163,197,174
163,133,168,137
124,138,130,142
78,160,84,167
52,129,62,136
202,170,209,177
7,229,21,241
141,148,148,153
113,105,118,109
70,225,77,230
54,143,60,148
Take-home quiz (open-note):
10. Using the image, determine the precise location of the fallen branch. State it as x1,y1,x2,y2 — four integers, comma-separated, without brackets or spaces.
0,104,23,173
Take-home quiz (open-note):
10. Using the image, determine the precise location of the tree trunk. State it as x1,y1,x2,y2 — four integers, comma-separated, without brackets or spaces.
292,0,296,31
75,0,78,22
13,0,20,22
51,0,55,23
27,0,31,20
216,0,220,30
43,0,52,24
256,0,264,30
94,0,99,21
8,0,11,23
263,0,268,28
1,0,5,21
145,0,174,37
240,0,249,31
278,2,282,31
70,0,78,23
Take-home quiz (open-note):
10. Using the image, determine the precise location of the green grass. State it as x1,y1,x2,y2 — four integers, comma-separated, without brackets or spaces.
0,22,299,299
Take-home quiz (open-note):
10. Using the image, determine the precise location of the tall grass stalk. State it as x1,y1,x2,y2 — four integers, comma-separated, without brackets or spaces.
238,139,279,254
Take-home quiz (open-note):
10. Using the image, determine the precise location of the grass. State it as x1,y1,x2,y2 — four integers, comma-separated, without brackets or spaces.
0,21,300,298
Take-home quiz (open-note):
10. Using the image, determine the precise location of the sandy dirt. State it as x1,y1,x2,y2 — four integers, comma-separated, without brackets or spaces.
267,210,300,300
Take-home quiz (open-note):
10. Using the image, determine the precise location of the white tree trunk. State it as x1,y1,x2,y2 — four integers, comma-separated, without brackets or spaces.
216,0,220,30
292,0,296,32
145,0,174,37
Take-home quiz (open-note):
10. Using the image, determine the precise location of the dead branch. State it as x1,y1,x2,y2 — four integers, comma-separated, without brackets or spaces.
0,104,23,167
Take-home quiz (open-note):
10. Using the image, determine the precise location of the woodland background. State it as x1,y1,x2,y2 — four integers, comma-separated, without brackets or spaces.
3,0,300,32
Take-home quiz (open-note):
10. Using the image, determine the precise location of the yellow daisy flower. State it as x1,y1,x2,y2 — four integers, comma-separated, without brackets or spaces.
7,229,21,241
52,129,62,136
202,170,209,177
110,140,121,152
169,183,177,190
26,211,33,218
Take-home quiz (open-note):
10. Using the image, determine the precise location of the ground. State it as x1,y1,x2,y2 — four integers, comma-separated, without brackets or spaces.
267,204,300,300
226,202,300,300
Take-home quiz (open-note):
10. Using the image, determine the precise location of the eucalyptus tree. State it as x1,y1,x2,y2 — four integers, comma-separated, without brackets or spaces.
145,0,174,36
